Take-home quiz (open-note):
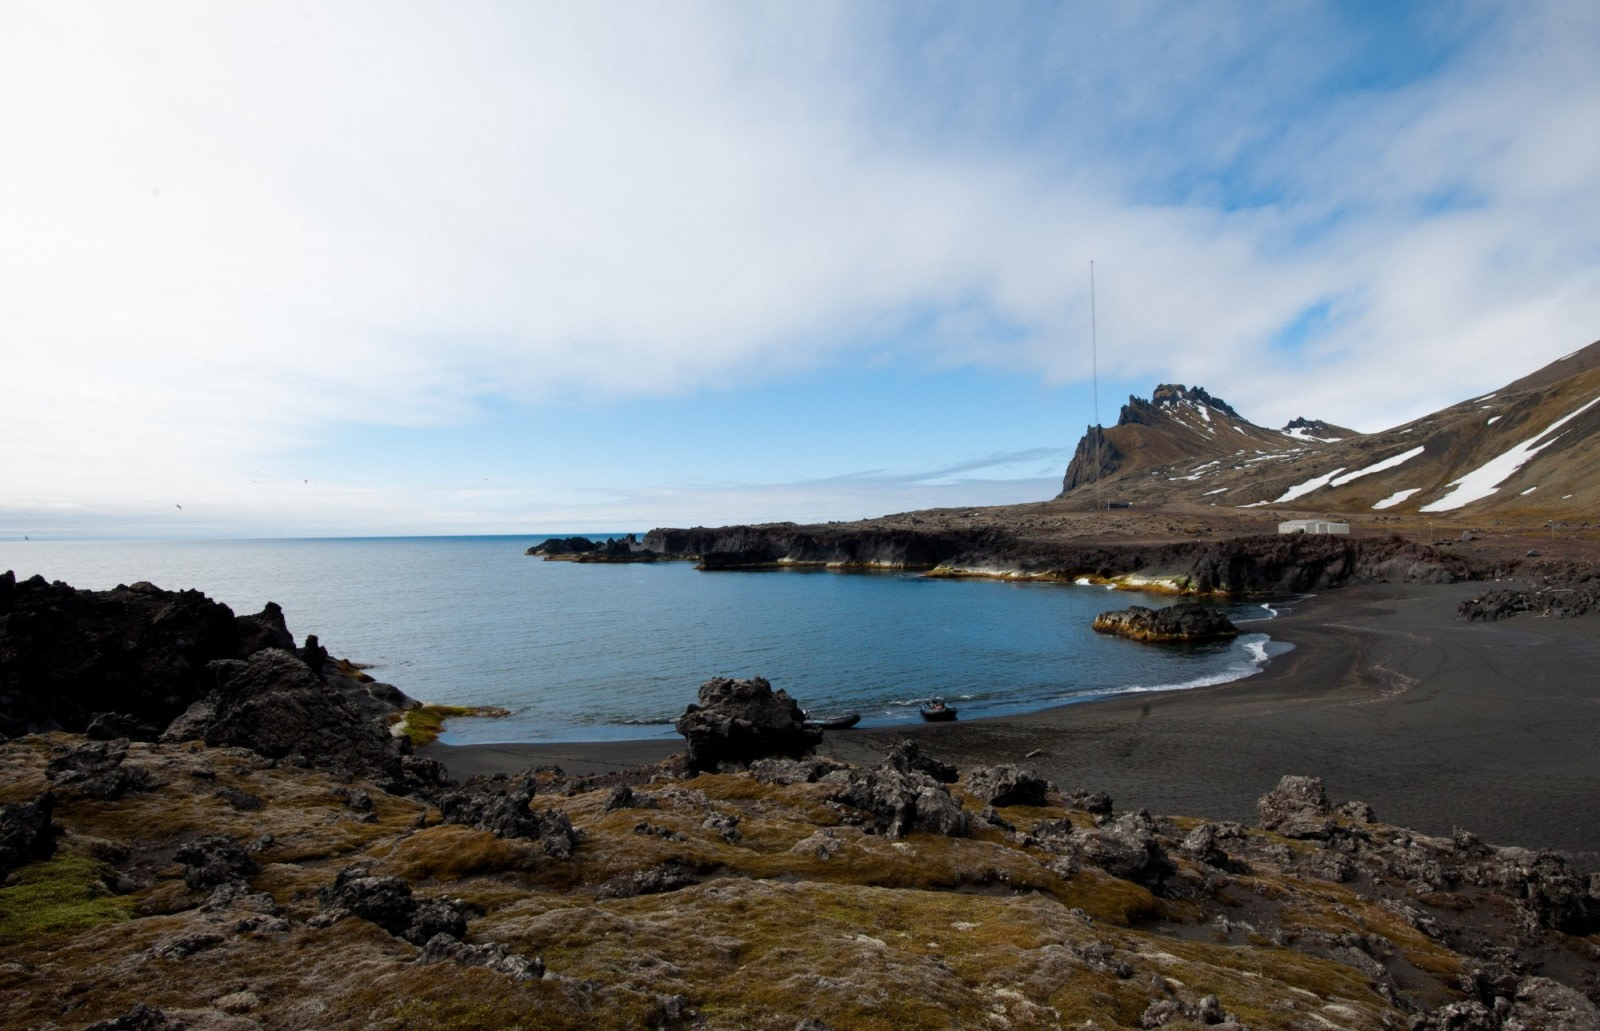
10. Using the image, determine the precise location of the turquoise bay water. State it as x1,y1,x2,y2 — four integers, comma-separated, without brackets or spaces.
0,535,1285,744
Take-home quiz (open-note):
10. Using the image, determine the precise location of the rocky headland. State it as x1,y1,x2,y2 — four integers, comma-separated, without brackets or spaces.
3,574,1600,1029
641,519,1481,594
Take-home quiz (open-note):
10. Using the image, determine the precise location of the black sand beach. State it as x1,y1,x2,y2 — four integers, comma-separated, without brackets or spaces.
422,580,1600,865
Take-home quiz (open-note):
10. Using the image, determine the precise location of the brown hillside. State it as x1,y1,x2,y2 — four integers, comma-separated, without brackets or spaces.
1057,339,1600,523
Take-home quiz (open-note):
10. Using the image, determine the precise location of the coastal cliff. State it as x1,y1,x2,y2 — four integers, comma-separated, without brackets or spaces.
642,523,1474,593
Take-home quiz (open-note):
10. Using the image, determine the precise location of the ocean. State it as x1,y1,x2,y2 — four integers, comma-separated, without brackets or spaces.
0,535,1287,744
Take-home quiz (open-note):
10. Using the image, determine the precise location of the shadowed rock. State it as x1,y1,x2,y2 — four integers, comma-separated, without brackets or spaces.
200,649,397,775
0,793,58,877
45,739,154,800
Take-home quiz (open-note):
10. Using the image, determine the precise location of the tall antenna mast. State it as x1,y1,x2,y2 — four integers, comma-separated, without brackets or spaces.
1090,259,1101,513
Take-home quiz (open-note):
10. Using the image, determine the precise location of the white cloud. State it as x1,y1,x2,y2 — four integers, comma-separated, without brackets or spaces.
2,1,1597,533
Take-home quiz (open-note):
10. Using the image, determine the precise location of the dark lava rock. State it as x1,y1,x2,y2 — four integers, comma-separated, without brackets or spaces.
818,753,970,840
879,740,959,784
234,600,296,656
1256,774,1336,839
1458,585,1598,621
438,774,580,858
317,866,468,945
417,933,545,980
45,739,155,800
174,834,258,891
674,676,823,773
0,574,415,761
85,711,162,743
1077,810,1171,886
964,764,1050,807
373,754,454,801
1092,602,1239,643
1179,822,1241,871
1067,790,1114,816
201,649,398,776
0,792,59,877
0,571,288,737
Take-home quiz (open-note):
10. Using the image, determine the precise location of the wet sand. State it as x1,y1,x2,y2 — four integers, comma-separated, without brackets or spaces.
422,580,1600,865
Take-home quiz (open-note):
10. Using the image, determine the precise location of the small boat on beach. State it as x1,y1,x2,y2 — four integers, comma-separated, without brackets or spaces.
919,698,958,722
804,712,861,730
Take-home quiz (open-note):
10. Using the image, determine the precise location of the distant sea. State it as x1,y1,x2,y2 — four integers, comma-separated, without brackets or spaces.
0,535,1289,744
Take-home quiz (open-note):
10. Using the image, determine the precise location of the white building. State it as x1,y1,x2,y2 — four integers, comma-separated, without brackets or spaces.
1278,518,1350,535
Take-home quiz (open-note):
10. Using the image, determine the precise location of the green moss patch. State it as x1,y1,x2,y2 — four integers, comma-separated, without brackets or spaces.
395,704,510,748
0,851,136,946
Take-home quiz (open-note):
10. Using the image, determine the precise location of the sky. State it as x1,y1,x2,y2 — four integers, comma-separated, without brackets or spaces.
3,1,1598,539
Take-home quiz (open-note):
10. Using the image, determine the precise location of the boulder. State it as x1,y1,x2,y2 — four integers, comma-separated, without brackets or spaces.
234,600,295,656
1092,602,1239,643
0,793,59,877
174,834,258,891
1256,775,1335,839
879,740,959,784
674,676,823,773
963,764,1050,807
200,649,398,776
1077,810,1171,886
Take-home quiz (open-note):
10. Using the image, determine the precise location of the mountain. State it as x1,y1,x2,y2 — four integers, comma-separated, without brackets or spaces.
1058,339,1600,521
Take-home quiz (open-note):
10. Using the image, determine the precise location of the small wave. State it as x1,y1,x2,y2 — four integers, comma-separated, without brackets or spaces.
1244,638,1269,664
1258,602,1278,618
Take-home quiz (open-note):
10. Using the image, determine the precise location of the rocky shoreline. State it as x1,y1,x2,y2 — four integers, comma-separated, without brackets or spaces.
5,568,1600,1028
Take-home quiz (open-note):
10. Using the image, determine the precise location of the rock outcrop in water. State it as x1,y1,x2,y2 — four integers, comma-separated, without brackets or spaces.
1092,602,1240,642
526,534,663,563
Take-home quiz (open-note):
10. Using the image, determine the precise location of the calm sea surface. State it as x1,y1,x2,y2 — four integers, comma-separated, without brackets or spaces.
0,535,1287,744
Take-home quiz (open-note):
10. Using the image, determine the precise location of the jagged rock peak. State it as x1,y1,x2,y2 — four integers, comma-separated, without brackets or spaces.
1118,384,1241,427
1148,384,1240,419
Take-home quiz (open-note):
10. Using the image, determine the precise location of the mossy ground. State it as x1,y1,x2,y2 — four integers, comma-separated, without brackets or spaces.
0,849,137,946
0,733,1577,1030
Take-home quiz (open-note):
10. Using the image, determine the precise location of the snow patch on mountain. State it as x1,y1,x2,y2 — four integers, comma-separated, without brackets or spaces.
1420,394,1600,512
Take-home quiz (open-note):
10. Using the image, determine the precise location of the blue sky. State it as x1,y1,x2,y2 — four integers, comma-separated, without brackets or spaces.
3,1,1598,538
